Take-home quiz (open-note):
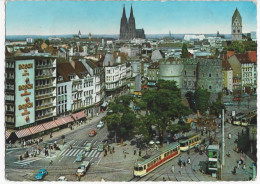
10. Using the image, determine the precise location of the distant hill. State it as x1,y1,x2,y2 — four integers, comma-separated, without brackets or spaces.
6,34,232,41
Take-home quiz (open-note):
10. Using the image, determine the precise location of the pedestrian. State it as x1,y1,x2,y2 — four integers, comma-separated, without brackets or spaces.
243,164,246,170
179,170,182,176
134,149,136,155
124,154,126,159
139,150,141,157
112,146,115,152
110,149,112,154
187,157,191,164
70,144,72,149
171,165,174,173
105,149,107,156
23,141,26,147
237,161,240,169
163,177,166,181
228,133,231,139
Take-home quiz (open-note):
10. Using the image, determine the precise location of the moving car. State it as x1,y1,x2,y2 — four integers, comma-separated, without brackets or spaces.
76,153,84,162
35,169,48,180
97,121,104,129
76,161,90,176
89,130,97,137
97,144,104,152
85,143,92,152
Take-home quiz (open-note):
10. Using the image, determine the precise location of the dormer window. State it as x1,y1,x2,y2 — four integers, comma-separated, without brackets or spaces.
58,76,63,81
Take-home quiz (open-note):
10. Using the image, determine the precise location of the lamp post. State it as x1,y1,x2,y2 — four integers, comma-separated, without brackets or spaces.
221,109,225,166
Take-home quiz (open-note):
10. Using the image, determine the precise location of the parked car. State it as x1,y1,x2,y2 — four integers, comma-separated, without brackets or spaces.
97,121,104,129
76,161,90,176
85,143,92,152
224,102,233,106
76,153,84,162
58,176,67,181
35,169,48,180
89,130,97,137
97,144,104,152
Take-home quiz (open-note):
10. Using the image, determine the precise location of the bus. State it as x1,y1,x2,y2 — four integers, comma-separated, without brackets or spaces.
133,142,180,177
179,134,202,151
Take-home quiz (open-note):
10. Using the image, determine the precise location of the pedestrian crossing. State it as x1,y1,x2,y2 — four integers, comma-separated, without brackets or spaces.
13,157,42,166
60,148,102,158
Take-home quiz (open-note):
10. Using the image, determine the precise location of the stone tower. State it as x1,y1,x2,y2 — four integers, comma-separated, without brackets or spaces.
120,5,128,40
232,8,242,41
128,4,136,39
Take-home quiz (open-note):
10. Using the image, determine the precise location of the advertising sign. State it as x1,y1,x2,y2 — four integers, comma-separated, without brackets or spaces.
15,60,35,127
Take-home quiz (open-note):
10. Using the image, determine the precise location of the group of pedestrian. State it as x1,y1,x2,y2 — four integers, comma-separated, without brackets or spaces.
178,156,191,169
43,147,50,156
104,146,115,157
21,137,43,147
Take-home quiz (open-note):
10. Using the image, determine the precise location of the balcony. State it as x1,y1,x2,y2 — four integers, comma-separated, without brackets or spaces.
35,93,55,100
36,112,54,121
36,65,55,69
35,84,55,90
36,103,55,111
35,74,55,80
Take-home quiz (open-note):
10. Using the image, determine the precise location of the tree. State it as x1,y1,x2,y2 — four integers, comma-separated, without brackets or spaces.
194,88,210,114
215,48,220,57
210,93,225,116
45,39,50,45
181,43,189,58
185,91,196,112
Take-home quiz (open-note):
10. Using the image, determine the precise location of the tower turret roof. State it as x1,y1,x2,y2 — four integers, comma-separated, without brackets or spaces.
232,8,242,25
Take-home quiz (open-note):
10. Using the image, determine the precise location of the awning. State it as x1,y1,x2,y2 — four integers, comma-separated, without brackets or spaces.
101,101,108,107
42,121,58,130
55,118,66,126
72,111,86,120
15,128,32,139
29,124,45,135
6,131,12,140
63,116,74,123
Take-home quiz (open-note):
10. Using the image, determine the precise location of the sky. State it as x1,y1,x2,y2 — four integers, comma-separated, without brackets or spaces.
5,0,257,35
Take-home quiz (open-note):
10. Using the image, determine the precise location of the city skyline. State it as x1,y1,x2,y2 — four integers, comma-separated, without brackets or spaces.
6,1,257,36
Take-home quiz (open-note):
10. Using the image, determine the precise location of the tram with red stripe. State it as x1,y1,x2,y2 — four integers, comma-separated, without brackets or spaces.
133,142,180,177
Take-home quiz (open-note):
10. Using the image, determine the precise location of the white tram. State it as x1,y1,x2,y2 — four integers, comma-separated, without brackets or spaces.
133,142,180,177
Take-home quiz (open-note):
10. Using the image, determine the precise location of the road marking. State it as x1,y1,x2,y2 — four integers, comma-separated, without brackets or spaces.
58,148,68,156
104,141,107,145
61,149,70,156
87,150,94,157
94,151,101,158
83,140,88,146
97,157,102,165
68,149,78,157
85,151,91,157
78,140,85,146
89,150,96,157
73,140,78,145
73,149,81,156
93,141,98,146
90,158,93,163
65,149,74,156
6,151,13,155
13,157,42,165
91,139,94,143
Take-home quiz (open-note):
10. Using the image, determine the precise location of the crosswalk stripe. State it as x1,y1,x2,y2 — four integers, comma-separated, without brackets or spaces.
73,140,77,145
99,152,102,158
89,150,97,157
61,149,70,156
83,140,88,146
73,149,81,156
85,151,91,157
79,150,84,154
65,149,74,156
93,141,98,146
87,150,94,157
94,152,101,158
69,149,78,157
14,158,41,165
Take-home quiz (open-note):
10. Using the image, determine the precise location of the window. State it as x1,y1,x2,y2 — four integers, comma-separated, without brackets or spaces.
209,85,212,90
209,74,211,77
233,30,236,33
184,71,186,76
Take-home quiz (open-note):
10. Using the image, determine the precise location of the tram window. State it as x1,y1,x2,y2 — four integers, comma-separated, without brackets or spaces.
144,165,146,169
139,167,143,171
164,153,166,157
180,143,186,147
134,166,139,171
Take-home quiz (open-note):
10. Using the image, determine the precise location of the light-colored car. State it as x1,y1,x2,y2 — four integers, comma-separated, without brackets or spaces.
76,161,90,176
76,153,84,162
85,143,92,152
97,144,104,152
97,121,104,129
58,176,67,181
224,102,233,106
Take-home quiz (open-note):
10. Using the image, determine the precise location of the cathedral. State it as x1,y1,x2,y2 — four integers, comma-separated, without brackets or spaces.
119,5,145,40
232,8,242,41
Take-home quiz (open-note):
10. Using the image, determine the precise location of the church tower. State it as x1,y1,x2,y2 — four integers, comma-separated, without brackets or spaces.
128,4,136,39
232,8,242,41
120,5,128,40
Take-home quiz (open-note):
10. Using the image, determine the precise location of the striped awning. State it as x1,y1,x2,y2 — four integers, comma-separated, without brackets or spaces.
42,121,58,130
63,116,74,123
15,128,32,139
72,111,86,120
54,118,66,126
6,131,12,140
29,124,45,135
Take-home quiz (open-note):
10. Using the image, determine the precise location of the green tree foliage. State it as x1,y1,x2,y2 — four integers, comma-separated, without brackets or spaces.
194,88,210,114
210,93,225,116
45,39,50,45
141,80,191,144
185,91,196,112
223,41,257,54
181,43,189,58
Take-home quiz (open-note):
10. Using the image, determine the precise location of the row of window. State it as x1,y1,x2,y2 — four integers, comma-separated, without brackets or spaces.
5,62,15,68
57,104,67,114
35,79,51,87
84,81,93,88
5,83,14,90
36,99,53,107
5,116,14,122
58,86,67,95
5,94,14,101
36,69,53,77
36,89,53,96
5,72,14,79
84,90,93,96
36,60,51,67
5,105,14,112
36,109,52,118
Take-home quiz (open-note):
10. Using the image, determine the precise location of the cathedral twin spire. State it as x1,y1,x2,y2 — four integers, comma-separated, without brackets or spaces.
120,4,136,40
